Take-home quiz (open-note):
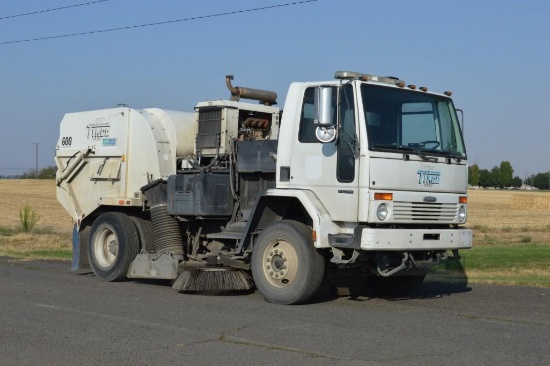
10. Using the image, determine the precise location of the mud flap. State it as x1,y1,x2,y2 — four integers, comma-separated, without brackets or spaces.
71,224,80,271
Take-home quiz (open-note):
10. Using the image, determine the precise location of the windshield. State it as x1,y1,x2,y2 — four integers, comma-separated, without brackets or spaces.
361,84,466,158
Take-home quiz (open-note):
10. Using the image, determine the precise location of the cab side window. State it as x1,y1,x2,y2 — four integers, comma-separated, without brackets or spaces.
336,84,356,182
299,87,336,143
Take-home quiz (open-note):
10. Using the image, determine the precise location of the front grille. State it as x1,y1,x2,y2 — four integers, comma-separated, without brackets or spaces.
196,109,222,149
393,201,458,222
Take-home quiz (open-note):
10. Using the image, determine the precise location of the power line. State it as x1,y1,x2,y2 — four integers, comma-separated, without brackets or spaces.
33,142,42,179
0,0,111,21
0,0,320,45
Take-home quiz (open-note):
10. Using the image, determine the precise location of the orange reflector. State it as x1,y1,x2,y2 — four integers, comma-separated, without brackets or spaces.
374,192,393,201
118,200,124,205
311,230,317,242
459,196,468,204
121,154,126,162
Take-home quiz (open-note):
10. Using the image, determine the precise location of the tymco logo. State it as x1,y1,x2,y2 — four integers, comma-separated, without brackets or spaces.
417,166,441,187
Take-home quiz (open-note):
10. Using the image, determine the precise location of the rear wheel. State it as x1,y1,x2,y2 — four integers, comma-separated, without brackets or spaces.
367,274,426,298
88,212,140,282
251,220,324,305
129,215,154,252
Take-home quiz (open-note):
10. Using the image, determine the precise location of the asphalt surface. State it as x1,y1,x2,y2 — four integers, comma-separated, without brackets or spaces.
0,257,549,366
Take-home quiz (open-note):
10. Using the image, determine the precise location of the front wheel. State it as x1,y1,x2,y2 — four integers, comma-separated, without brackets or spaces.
88,212,140,282
251,220,325,305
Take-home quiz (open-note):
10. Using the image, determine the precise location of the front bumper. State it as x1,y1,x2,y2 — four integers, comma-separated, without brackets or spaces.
359,227,472,251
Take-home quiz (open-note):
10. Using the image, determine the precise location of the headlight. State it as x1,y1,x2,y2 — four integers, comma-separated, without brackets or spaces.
376,203,389,221
458,205,466,222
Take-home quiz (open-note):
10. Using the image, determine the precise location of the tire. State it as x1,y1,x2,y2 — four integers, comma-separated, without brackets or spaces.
88,212,140,282
367,274,426,298
251,220,325,305
129,215,154,252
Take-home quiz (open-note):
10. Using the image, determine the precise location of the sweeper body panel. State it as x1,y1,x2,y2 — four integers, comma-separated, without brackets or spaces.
56,73,472,304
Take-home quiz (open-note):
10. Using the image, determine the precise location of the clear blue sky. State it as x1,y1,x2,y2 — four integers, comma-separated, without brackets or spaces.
1,0,549,179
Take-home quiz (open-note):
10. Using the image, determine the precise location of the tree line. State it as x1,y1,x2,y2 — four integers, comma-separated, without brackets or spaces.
469,161,550,190
0,166,57,179
4,163,550,190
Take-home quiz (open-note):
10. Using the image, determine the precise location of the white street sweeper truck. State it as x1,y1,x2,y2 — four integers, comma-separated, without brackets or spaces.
55,72,472,304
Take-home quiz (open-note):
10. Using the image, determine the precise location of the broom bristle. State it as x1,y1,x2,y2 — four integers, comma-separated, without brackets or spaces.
172,268,253,293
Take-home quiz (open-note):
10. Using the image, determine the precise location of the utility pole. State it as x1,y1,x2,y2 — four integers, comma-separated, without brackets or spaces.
33,142,41,179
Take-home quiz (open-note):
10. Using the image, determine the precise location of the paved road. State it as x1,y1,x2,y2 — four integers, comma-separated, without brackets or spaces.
0,258,548,366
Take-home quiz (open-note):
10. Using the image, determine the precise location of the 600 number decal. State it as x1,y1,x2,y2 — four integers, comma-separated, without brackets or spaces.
61,136,72,146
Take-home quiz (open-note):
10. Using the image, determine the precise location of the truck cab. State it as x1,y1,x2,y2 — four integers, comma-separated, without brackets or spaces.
259,71,471,279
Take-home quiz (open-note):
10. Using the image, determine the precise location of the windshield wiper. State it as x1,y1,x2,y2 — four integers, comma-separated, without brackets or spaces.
372,144,438,162
427,150,463,163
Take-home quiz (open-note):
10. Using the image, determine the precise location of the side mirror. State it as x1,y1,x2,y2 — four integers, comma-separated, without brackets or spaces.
314,87,333,125
456,108,464,133
314,87,336,143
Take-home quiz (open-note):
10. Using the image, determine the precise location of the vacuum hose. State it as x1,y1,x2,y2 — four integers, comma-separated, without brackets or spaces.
150,203,184,257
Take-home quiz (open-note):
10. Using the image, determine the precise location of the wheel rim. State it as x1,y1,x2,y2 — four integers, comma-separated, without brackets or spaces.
261,239,298,288
93,226,118,268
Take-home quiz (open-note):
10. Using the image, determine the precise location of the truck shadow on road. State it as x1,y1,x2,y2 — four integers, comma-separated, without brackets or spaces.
75,257,470,303
312,257,471,303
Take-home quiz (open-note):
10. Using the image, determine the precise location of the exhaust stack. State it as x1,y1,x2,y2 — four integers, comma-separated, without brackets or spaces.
226,75,277,105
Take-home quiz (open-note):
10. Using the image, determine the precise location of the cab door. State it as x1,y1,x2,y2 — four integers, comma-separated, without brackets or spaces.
289,84,359,222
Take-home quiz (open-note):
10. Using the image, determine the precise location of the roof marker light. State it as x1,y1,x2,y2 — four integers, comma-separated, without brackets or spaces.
420,86,428,92
444,91,453,96
408,84,416,90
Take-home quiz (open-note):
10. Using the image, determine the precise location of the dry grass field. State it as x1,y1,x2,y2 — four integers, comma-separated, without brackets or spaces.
0,180,72,232
0,180,548,286
467,189,550,242
0,180,73,259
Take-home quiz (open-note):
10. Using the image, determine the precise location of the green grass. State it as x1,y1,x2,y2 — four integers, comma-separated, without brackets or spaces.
19,202,40,233
431,243,550,287
0,248,72,260
0,225,71,261
0,225,56,236
460,244,549,270
0,226,20,236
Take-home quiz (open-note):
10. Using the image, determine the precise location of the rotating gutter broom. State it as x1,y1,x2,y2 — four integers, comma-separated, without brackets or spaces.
144,181,253,294
172,267,253,293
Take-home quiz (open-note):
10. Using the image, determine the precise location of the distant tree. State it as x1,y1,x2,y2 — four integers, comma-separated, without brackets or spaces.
20,166,57,179
499,161,514,187
468,164,480,186
511,176,523,189
524,174,535,186
491,166,502,188
37,166,57,179
479,169,493,188
533,172,550,190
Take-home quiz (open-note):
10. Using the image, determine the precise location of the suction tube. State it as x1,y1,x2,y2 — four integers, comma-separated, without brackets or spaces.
141,180,184,257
